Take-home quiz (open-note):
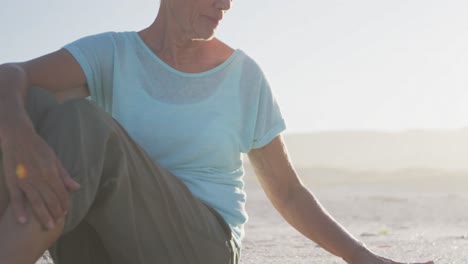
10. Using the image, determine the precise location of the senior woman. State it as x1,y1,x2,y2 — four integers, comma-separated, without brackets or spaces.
0,0,434,263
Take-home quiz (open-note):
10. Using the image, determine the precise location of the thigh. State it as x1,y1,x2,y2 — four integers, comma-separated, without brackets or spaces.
49,221,111,264
82,123,235,264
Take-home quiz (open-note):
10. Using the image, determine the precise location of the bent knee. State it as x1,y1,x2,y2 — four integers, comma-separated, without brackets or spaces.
38,98,111,134
25,87,60,128
54,98,111,126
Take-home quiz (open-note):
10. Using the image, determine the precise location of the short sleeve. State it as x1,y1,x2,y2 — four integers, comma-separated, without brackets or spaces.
251,76,287,149
63,32,115,113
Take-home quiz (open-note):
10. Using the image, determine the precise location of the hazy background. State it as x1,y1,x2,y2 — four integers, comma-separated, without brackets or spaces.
2,0,468,132
2,1,468,173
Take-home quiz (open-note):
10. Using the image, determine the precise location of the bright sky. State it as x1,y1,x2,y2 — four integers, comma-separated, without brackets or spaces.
1,0,467,133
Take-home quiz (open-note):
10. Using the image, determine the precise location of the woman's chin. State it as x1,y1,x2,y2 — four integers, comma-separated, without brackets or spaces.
191,27,217,41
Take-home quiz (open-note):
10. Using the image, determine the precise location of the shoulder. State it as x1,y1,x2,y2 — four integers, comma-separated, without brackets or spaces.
74,31,118,42
235,50,268,87
239,52,263,75
68,31,134,47
211,39,267,81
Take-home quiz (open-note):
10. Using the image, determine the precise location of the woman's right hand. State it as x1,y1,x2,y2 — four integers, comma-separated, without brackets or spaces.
346,246,434,264
0,119,81,230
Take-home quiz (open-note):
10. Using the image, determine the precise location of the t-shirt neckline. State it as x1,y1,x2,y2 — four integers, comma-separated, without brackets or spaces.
132,31,240,78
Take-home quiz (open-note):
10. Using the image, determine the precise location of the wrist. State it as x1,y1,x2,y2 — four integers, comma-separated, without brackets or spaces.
0,111,35,141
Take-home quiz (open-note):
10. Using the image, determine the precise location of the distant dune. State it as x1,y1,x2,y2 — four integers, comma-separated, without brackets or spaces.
268,129,468,171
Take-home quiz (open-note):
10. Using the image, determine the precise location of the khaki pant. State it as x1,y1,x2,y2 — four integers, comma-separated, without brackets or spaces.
20,88,239,263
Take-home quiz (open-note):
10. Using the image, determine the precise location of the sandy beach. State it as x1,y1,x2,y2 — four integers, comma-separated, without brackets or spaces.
37,166,468,264
241,166,468,264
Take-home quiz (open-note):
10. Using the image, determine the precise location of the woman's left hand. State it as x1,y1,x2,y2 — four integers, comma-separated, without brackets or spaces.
347,248,434,264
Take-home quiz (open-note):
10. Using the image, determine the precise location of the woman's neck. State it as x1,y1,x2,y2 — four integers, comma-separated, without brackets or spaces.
138,15,234,74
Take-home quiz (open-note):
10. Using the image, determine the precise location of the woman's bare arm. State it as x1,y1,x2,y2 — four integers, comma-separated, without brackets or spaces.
248,135,434,264
247,135,366,262
0,48,87,229
1,48,89,102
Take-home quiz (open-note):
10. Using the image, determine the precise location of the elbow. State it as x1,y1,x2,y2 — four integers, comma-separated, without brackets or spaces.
0,62,25,71
0,63,28,80
0,63,30,92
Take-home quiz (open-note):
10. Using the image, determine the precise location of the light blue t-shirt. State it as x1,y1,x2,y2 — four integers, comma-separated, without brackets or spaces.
63,31,286,248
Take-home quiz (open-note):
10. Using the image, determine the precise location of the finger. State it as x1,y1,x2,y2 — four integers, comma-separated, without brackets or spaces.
49,162,70,213
22,184,56,230
387,260,404,264
37,183,64,223
58,161,80,191
382,256,405,264
3,157,28,224
9,187,27,224
399,261,434,264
